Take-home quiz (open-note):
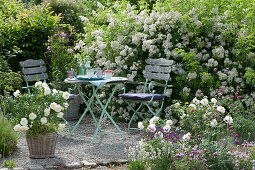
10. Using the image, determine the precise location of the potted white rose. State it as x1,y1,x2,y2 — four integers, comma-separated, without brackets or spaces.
10,81,70,158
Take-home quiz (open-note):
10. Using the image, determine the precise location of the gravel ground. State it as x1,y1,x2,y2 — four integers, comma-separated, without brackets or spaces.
0,115,141,169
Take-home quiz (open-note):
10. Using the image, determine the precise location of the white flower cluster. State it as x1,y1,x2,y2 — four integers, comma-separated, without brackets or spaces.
13,82,69,132
74,2,254,120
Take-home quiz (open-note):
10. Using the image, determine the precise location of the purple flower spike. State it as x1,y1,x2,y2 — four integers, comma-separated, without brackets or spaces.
48,39,51,43
53,34,58,38
237,96,242,99
214,68,217,71
213,153,218,156
224,69,228,72
47,46,51,51
197,135,201,138
68,49,73,53
60,32,67,37
231,95,234,98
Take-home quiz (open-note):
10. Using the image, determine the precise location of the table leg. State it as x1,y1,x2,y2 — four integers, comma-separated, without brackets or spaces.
68,84,103,139
91,84,126,144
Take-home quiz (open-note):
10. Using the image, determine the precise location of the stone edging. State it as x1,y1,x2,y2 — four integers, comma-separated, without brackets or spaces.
0,159,128,170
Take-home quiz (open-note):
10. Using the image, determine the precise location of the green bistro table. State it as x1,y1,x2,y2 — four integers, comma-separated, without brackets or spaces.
64,77,128,144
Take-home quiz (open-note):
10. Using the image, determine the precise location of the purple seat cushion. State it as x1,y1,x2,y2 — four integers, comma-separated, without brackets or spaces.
118,93,166,101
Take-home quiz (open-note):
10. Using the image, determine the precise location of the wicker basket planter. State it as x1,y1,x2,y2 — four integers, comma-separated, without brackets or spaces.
26,132,57,159
64,95,81,120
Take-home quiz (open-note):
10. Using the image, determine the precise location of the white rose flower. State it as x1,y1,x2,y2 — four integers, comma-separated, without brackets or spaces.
189,104,196,109
192,97,200,105
54,104,62,112
57,112,64,118
14,124,21,131
20,118,28,126
224,115,233,124
149,116,159,125
62,92,70,100
200,98,209,105
64,103,69,108
13,90,20,97
44,107,51,116
52,89,58,94
174,102,180,108
217,106,225,113
138,122,144,129
50,102,57,110
163,125,171,132
42,82,48,88
166,120,173,126
155,131,163,138
20,125,29,131
44,87,51,95
58,123,66,131
210,119,218,127
180,114,186,119
211,98,217,104
29,113,37,120
147,124,156,132
182,132,191,140
40,117,47,125
35,81,42,87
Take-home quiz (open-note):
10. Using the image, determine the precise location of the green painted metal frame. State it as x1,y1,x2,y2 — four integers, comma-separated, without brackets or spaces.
122,79,172,134
66,82,126,144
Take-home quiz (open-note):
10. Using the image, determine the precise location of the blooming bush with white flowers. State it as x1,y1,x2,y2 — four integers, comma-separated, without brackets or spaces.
171,96,238,141
73,0,254,120
7,81,69,138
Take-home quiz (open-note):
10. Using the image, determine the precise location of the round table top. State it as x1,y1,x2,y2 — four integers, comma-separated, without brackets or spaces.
64,77,128,85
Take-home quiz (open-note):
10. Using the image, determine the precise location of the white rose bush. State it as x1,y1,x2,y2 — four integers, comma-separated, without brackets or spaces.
9,82,69,138
72,0,255,123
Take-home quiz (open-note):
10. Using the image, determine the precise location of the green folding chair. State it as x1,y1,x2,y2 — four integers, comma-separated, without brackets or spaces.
19,59,48,94
118,58,173,134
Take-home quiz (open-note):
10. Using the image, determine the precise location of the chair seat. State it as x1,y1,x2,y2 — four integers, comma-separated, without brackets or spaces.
118,93,166,101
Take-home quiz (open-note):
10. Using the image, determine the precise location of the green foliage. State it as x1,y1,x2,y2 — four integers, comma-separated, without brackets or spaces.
244,68,255,86
46,0,86,33
26,124,57,139
2,160,17,169
0,112,18,157
0,50,23,96
128,159,146,170
4,83,69,138
0,0,60,72
45,24,78,87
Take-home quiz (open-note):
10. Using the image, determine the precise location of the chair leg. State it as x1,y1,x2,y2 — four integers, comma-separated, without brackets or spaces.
144,102,165,124
127,103,143,134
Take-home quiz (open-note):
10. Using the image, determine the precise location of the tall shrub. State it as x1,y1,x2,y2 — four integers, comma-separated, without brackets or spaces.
0,0,60,72
73,0,254,120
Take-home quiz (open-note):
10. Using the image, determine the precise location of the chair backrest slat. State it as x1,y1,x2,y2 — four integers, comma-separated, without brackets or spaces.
144,72,170,80
22,66,47,75
19,59,45,67
144,58,173,81
24,73,48,82
145,65,171,73
146,58,174,66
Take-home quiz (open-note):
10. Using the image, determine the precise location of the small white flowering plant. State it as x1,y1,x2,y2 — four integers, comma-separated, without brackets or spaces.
171,96,236,141
138,116,180,144
9,81,70,138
